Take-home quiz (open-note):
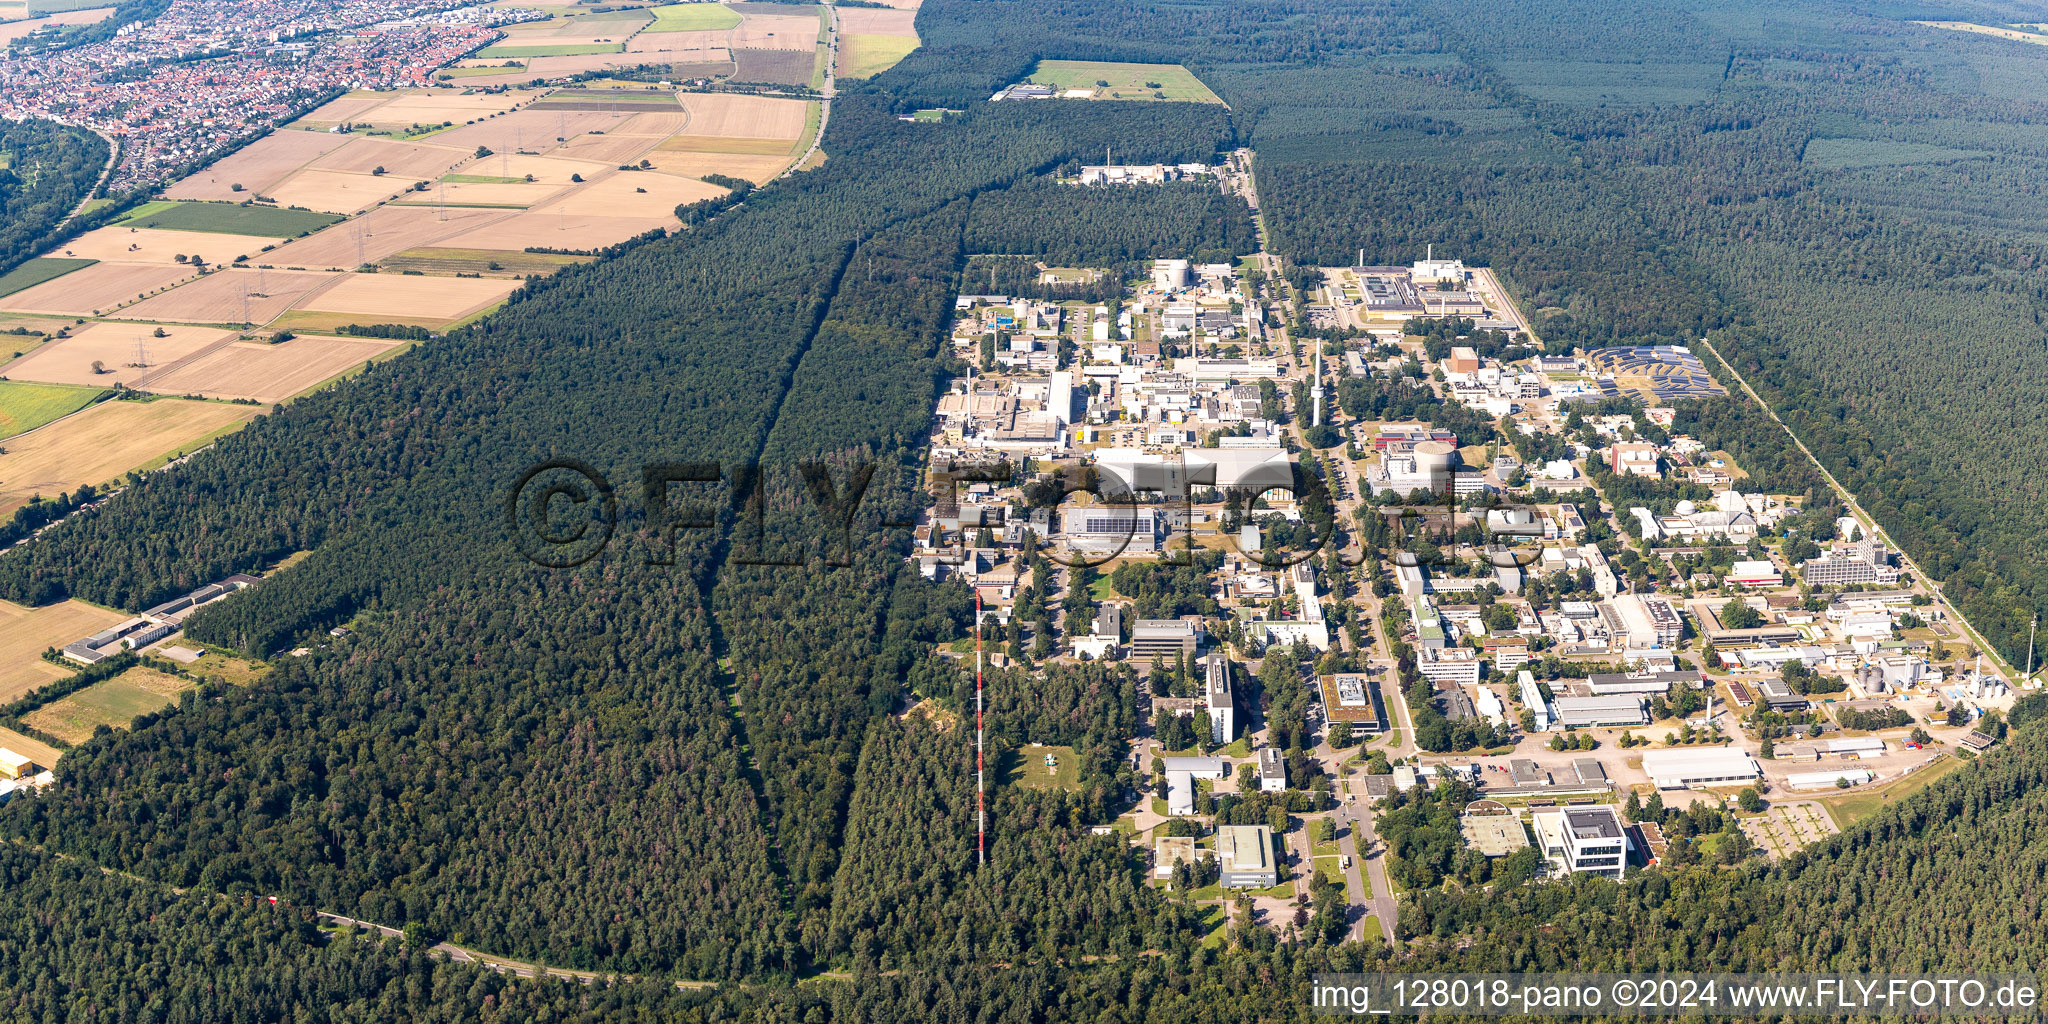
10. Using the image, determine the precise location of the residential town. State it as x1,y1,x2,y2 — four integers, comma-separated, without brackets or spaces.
0,0,527,191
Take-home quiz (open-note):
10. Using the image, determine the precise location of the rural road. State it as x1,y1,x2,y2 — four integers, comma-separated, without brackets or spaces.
316,912,719,990
1692,335,2023,681
783,2,837,177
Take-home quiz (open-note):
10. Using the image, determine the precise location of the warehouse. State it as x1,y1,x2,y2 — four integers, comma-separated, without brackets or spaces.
1641,747,1761,790
1788,768,1875,789
1551,693,1649,729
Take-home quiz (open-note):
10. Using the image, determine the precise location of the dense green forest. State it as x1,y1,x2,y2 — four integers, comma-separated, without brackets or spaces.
4,0,2048,1017
0,120,106,279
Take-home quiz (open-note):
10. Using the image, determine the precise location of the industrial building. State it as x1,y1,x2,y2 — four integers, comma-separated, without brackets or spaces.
1551,694,1649,729
1788,768,1875,789
1533,806,1631,880
1416,646,1480,686
1586,669,1699,696
1640,747,1762,790
1214,825,1278,888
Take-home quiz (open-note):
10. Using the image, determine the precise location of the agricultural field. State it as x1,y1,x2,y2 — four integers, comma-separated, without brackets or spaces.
427,109,626,155
0,257,94,299
4,321,237,387
375,247,592,277
22,665,195,745
0,599,125,704
1022,60,1224,103
0,727,59,771
161,131,353,203
0,4,109,42
295,273,519,322
838,33,918,78
1913,21,2048,44
112,201,340,237
56,225,280,267
0,262,196,317
0,381,104,438
732,47,814,84
116,268,339,326
731,11,815,49
477,41,626,58
142,336,400,403
261,205,518,269
308,137,469,179
676,92,812,138
645,2,741,31
0,398,258,514
262,168,416,216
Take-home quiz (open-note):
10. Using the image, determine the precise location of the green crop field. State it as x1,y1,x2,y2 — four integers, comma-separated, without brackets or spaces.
475,41,625,58
21,667,194,746
0,381,105,438
0,257,95,299
644,3,740,32
838,34,917,79
436,64,526,79
377,247,592,277
1024,60,1224,104
115,201,341,237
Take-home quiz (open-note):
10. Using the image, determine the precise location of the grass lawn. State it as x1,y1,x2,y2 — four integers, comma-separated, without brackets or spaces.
645,2,740,31
1185,882,1223,901
0,257,95,299
116,201,340,238
1313,856,1344,884
476,41,625,58
838,33,917,78
1360,915,1385,944
1023,60,1224,104
1197,904,1229,949
910,108,951,122
1007,743,1081,792
1818,754,1960,829
1251,880,1295,899
176,643,273,687
1218,737,1250,758
0,381,105,439
1150,796,1168,816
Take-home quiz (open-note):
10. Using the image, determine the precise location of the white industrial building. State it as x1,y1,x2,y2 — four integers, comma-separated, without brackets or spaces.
1788,768,1875,789
1640,747,1762,790
1532,806,1631,880
1519,671,1555,731
1551,694,1649,729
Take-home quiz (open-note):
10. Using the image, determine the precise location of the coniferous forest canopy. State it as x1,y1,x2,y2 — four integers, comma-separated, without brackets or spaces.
2,0,2048,1019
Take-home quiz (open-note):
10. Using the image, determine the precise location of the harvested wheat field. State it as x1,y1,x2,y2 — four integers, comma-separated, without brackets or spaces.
355,90,540,126
0,7,114,45
6,321,237,387
296,273,519,321
300,93,396,123
116,268,340,326
310,137,469,179
0,399,257,514
142,335,397,402
533,171,725,218
675,93,810,138
836,7,915,33
402,179,568,207
650,150,791,183
731,13,818,49
615,111,692,135
162,131,353,203
626,29,727,57
0,599,127,704
265,169,413,215
0,263,196,317
525,52,645,76
428,108,628,155
550,132,664,164
439,212,662,252
56,226,277,267
456,151,610,183
263,205,515,269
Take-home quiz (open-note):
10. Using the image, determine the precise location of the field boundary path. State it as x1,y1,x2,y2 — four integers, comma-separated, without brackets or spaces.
783,2,836,177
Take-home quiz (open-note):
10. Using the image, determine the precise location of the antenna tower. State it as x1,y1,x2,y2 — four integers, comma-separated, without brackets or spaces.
976,590,986,865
